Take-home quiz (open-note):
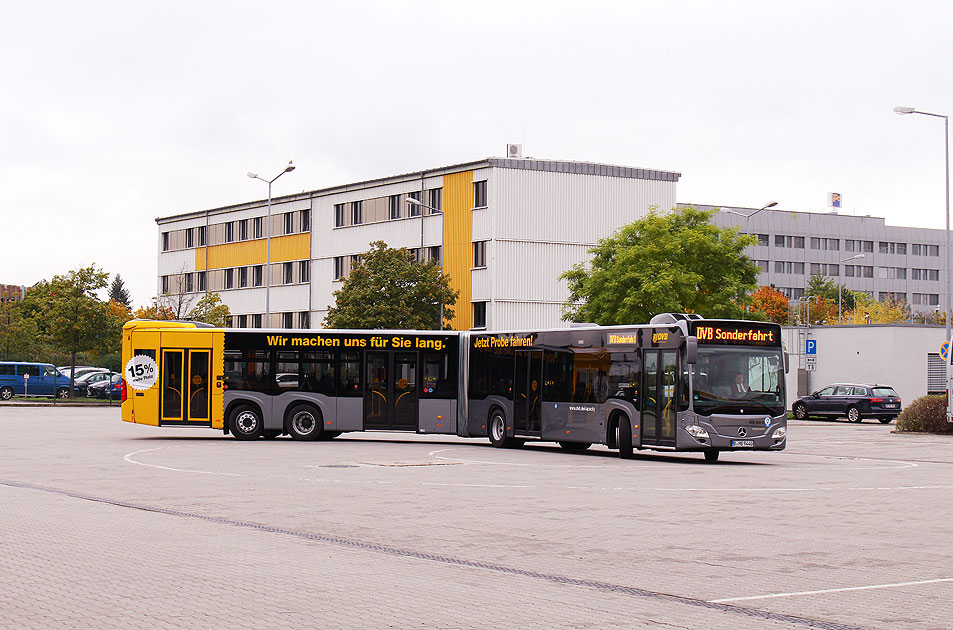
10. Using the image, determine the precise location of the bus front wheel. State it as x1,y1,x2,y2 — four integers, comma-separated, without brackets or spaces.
488,410,515,448
704,450,720,463
229,405,264,440
287,404,322,441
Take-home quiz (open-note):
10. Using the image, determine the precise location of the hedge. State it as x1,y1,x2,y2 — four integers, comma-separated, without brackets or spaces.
895,395,953,433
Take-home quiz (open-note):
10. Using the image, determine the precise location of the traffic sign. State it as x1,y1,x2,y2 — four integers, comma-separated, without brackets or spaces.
806,363,816,372
805,339,817,355
805,356,816,364
941,341,950,362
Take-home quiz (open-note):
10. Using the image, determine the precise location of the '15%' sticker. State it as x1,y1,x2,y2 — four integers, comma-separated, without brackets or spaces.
125,355,158,391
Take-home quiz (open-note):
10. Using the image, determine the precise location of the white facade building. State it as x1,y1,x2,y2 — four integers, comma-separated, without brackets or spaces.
157,157,680,331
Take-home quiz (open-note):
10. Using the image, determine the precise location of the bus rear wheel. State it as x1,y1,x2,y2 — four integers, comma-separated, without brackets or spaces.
287,404,322,441
229,404,264,440
617,415,634,459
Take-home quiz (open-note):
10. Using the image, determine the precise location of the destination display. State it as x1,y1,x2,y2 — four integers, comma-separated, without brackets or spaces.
691,322,781,346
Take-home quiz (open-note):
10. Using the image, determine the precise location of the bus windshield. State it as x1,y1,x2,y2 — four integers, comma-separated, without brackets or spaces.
691,347,784,416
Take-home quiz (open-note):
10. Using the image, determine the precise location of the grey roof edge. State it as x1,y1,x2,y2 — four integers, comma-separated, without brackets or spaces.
157,157,680,224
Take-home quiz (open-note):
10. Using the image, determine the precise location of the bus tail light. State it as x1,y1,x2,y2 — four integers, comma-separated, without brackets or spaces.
121,379,127,403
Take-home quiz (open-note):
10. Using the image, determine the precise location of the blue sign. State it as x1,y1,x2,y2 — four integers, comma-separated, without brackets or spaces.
805,339,817,355
941,341,950,362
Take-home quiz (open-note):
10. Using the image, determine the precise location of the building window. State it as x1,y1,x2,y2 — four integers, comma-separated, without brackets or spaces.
252,313,262,328
185,273,194,293
253,265,263,287
389,195,402,220
335,203,346,227
225,222,235,243
350,254,361,269
299,260,310,283
810,237,839,251
429,246,442,264
407,191,421,217
334,256,346,280
473,241,487,268
913,293,940,306
239,219,249,241
300,209,310,232
912,268,940,281
351,201,363,225
774,261,804,274
186,228,194,248
912,243,940,256
879,292,906,302
283,262,293,284
236,314,247,328
473,181,487,208
810,263,838,276
408,248,420,262
197,271,206,292
428,188,442,213
879,241,907,255
253,217,263,239
755,259,769,272
283,312,294,329
197,225,207,246
162,232,170,251
284,212,294,235
752,234,768,246
239,267,248,288
845,239,873,253
161,275,169,295
299,311,310,329
775,235,805,248
224,268,234,290
878,266,907,280
472,302,487,329
846,265,874,278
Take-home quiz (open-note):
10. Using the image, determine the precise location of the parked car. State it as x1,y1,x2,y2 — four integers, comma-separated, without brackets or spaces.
792,383,902,423
0,361,71,399
57,366,107,379
87,373,124,399
72,371,118,397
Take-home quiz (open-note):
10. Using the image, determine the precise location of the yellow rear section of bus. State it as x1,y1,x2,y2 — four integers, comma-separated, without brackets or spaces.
121,321,225,429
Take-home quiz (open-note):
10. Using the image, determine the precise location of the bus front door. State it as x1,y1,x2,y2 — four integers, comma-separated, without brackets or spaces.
160,349,212,426
513,350,542,435
364,351,418,431
641,350,677,447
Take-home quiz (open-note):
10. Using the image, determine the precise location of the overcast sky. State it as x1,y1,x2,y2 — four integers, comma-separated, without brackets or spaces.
3,1,951,308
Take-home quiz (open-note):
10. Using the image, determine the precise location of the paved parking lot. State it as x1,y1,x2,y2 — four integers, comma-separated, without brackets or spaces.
1,407,951,629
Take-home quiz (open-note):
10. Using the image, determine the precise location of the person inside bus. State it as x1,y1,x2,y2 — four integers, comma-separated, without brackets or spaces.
730,372,749,398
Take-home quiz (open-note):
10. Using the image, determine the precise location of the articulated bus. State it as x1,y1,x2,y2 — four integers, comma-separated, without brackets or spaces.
120,313,787,462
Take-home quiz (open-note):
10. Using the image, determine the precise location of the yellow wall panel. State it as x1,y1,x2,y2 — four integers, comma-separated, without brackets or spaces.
195,234,310,270
443,171,473,330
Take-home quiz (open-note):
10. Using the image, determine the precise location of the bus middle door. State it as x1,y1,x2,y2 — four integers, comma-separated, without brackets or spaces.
642,350,677,447
513,350,542,435
160,348,212,426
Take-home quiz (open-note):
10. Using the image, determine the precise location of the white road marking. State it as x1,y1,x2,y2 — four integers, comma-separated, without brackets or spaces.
710,577,953,603
123,447,242,477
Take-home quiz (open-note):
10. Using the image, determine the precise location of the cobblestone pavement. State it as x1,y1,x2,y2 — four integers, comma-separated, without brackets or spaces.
1,407,951,629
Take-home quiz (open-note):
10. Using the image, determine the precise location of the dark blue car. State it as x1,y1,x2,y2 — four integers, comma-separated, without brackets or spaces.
792,383,901,423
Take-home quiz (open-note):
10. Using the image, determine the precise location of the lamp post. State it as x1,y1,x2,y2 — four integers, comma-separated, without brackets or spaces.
722,201,778,220
894,105,950,339
838,253,865,324
247,161,295,326
805,295,818,326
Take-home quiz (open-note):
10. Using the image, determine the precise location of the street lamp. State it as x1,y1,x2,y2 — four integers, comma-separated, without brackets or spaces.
405,196,440,214
894,105,950,339
838,253,864,324
247,161,295,326
722,201,778,219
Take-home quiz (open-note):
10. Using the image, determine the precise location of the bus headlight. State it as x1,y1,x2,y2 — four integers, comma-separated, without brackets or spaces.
772,427,786,439
686,424,710,439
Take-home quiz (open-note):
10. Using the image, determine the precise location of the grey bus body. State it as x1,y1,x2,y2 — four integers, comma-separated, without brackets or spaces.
214,315,786,461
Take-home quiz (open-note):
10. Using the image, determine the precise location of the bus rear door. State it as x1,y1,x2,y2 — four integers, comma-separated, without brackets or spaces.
158,328,223,427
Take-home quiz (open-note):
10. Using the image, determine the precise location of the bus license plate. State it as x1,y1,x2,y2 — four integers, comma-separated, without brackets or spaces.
731,440,754,448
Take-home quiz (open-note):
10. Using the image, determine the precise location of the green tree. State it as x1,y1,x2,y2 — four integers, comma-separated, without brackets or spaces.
325,241,459,329
561,206,760,325
188,292,231,327
805,273,855,312
108,274,132,308
18,265,119,393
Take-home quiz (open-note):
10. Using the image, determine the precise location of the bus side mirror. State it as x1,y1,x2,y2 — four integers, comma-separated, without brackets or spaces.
783,351,790,374
685,336,697,364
